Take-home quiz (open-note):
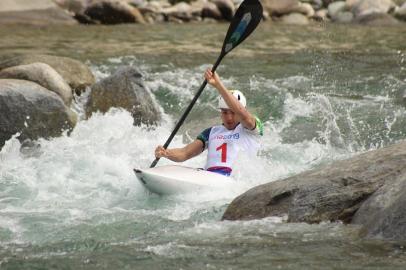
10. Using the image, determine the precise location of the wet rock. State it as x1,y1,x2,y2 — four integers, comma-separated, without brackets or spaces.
280,13,310,24
84,0,146,24
351,0,396,18
263,0,299,16
0,79,77,149
223,140,406,235
0,54,95,94
356,12,399,25
352,175,406,240
213,0,235,21
85,66,161,126
0,63,73,106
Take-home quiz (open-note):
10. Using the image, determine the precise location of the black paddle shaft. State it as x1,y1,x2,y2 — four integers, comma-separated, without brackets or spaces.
150,0,263,168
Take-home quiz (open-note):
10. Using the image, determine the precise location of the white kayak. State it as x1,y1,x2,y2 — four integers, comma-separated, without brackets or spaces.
134,165,234,195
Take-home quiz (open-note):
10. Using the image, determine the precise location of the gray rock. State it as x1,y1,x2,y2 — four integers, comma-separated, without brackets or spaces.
85,66,161,126
355,12,399,25
0,63,73,106
352,175,406,240
0,54,95,94
280,13,310,24
223,140,406,230
83,0,146,24
328,1,347,19
0,79,77,149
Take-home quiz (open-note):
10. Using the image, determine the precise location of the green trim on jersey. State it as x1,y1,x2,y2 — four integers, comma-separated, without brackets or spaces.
255,116,264,136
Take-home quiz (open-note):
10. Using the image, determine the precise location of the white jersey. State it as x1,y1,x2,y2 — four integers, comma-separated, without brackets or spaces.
197,118,263,176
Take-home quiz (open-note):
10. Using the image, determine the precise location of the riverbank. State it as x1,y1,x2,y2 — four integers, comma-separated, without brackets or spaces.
0,0,405,26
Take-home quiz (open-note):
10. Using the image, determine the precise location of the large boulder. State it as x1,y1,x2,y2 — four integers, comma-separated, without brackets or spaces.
0,79,77,149
0,63,73,106
202,2,223,20
85,66,161,126
83,0,146,24
351,0,396,17
352,175,406,240
0,54,95,94
223,140,406,241
0,0,77,26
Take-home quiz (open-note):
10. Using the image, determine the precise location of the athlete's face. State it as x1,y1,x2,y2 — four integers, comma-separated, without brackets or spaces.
220,109,239,130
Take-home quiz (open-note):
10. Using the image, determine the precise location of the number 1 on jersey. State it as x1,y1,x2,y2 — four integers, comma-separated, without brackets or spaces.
216,143,227,163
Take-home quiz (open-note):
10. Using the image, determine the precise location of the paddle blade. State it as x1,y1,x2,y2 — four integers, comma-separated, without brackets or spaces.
221,0,263,55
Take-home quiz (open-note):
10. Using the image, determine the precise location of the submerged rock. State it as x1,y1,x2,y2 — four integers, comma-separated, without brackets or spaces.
0,79,77,149
85,66,161,126
0,63,73,106
0,54,95,94
223,140,406,240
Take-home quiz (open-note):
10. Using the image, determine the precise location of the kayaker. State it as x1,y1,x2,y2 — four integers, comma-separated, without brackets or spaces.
154,68,263,176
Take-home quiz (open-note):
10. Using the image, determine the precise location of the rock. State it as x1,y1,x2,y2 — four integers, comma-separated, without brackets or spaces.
0,54,95,94
0,63,73,106
263,0,300,16
162,2,194,21
351,0,396,18
0,0,58,12
328,1,347,19
280,13,310,24
0,79,77,149
394,3,406,21
213,0,235,21
84,0,146,24
356,12,399,25
0,8,77,26
223,140,406,228
293,2,315,17
85,66,161,126
54,0,86,14
352,175,406,240
314,8,329,21
202,2,223,20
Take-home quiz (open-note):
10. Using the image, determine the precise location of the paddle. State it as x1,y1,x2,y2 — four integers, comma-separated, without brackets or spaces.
150,0,263,168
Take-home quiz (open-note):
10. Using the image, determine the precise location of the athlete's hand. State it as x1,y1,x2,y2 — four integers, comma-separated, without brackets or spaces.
155,145,168,158
204,68,222,88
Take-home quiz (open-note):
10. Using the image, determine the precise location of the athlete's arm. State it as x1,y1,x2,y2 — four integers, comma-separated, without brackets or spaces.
155,140,204,162
204,69,256,130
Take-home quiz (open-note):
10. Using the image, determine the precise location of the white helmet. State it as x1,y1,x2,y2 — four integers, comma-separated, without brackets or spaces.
218,90,247,109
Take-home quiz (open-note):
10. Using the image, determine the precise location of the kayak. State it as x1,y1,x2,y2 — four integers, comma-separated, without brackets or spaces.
134,165,234,195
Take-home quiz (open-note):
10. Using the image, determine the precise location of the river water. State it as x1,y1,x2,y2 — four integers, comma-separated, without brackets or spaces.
0,22,406,269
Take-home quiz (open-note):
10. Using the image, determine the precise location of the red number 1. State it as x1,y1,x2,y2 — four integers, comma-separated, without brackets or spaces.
216,143,227,163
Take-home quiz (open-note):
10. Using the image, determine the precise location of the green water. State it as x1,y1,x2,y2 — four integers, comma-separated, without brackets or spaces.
0,22,406,269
